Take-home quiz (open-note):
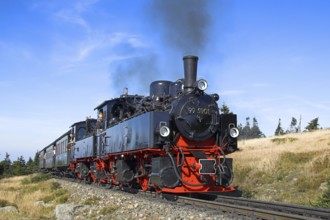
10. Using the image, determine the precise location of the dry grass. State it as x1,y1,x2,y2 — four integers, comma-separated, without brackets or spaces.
231,129,330,205
0,174,70,219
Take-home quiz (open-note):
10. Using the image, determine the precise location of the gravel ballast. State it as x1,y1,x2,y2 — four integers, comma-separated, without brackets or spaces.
53,179,238,220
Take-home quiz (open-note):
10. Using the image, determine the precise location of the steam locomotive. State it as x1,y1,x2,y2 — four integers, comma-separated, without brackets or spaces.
38,55,239,194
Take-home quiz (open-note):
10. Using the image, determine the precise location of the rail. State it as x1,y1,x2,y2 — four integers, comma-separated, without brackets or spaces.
179,195,330,220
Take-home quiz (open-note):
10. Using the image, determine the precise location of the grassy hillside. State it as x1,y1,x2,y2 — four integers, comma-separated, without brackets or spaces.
0,174,69,219
231,129,330,206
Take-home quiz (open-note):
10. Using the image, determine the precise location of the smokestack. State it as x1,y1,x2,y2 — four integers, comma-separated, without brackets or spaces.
183,55,198,92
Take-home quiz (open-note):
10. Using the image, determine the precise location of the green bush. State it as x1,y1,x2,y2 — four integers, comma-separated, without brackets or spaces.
242,189,256,199
81,196,101,205
55,194,69,203
0,199,17,208
271,138,287,144
21,173,52,185
99,206,118,215
42,188,69,204
51,182,61,191
271,137,298,144
313,180,330,208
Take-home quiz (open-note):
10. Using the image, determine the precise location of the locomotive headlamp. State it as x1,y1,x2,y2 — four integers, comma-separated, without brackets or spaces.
229,127,239,138
196,79,208,91
159,126,170,137
228,123,239,138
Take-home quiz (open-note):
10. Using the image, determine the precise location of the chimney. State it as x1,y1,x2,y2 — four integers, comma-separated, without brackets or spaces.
183,55,198,92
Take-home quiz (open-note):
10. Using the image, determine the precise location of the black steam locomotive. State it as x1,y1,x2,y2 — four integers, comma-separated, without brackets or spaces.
39,55,239,194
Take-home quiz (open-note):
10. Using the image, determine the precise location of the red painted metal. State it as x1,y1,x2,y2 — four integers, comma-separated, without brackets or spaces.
68,134,234,194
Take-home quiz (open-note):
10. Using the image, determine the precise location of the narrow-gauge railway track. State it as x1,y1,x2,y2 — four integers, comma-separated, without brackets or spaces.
213,195,330,220
178,195,330,220
138,191,330,220
56,177,330,220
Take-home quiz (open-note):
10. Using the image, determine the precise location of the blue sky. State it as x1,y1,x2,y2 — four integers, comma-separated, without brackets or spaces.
1,0,330,161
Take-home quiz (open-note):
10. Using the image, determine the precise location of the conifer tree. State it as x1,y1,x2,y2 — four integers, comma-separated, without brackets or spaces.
250,117,265,138
33,151,39,168
241,117,251,139
11,156,27,176
305,117,320,131
220,102,232,114
0,163,3,176
0,152,11,175
275,118,284,136
26,157,37,173
289,117,298,133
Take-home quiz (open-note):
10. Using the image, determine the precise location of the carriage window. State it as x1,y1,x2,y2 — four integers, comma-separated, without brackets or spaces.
77,127,86,140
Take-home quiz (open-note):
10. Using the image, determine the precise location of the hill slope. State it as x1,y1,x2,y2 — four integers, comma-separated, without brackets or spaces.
231,129,330,206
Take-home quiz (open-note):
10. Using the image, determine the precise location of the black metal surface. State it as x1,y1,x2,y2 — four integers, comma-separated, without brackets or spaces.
217,158,233,187
219,114,238,153
150,157,180,188
73,135,97,159
169,79,183,97
100,111,169,155
183,55,198,92
150,80,172,97
116,160,135,183
190,150,207,159
172,93,219,141
199,159,216,174
94,96,143,126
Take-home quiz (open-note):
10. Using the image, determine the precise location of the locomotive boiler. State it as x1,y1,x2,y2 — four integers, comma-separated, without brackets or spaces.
39,55,239,195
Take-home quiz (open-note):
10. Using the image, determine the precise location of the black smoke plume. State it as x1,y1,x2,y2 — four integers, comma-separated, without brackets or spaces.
112,54,159,95
110,0,212,94
147,0,211,54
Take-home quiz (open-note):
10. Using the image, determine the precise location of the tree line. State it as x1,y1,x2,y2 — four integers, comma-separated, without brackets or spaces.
275,117,320,136
220,103,323,140
0,152,39,178
220,103,265,140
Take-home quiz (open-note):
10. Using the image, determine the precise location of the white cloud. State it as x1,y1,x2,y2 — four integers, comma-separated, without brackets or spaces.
55,9,89,29
53,0,99,31
285,95,330,111
52,32,148,75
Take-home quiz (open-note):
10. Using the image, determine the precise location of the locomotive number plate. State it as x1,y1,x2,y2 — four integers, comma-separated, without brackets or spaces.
199,159,216,174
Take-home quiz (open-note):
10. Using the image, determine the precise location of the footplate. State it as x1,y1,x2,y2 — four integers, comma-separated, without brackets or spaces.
199,159,216,174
